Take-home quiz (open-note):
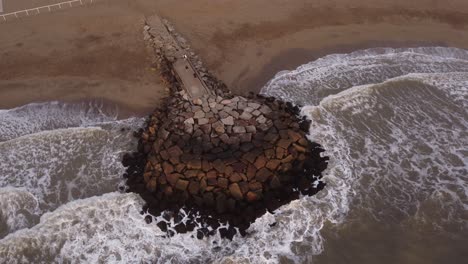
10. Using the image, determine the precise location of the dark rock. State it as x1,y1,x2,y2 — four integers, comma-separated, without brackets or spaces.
256,168,272,182
254,155,267,169
229,183,243,200
163,162,174,175
187,159,202,170
167,173,180,185
229,173,242,183
175,179,189,191
246,191,259,202
188,181,200,194
212,159,226,173
218,177,229,188
266,159,281,170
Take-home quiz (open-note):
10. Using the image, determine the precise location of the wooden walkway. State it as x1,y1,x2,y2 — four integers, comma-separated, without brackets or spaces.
0,0,96,22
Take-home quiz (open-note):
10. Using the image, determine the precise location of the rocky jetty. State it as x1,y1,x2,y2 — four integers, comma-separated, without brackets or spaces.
123,91,328,239
122,15,328,239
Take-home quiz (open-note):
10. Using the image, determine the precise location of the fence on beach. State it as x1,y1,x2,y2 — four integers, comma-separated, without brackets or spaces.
0,0,98,23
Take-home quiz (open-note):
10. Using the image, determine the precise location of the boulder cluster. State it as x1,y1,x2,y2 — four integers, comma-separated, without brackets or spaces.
123,91,328,239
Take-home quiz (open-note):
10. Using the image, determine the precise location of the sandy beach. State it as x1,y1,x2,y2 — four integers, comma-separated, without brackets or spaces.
1,0,468,108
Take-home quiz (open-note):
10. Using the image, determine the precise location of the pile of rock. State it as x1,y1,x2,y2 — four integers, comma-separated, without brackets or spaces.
123,91,328,239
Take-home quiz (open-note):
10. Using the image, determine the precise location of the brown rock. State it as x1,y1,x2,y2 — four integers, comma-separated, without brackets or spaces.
221,116,234,126
200,124,212,134
206,170,218,179
279,129,289,139
219,134,230,143
212,121,225,134
194,110,205,119
245,125,256,133
202,160,213,172
146,178,157,192
158,128,170,140
282,155,294,163
246,165,257,180
193,98,203,105
259,105,272,115
175,164,186,173
237,181,248,194
232,162,247,173
207,177,218,186
160,150,169,160
293,143,307,153
240,111,253,120
265,148,276,159
264,133,279,143
287,130,303,142
200,178,207,192
225,166,234,176
167,145,183,157
167,173,180,185
180,153,192,164
175,179,189,191
158,175,167,185
254,155,267,169
185,170,198,178
278,139,293,149
256,168,272,182
240,133,252,143
240,143,254,152
198,118,209,125
246,191,259,202
298,138,309,147
230,173,242,183
188,181,200,195
229,183,243,200
233,126,246,133
249,181,263,191
197,172,206,180
279,162,293,172
276,147,286,159
143,172,152,183
212,159,226,173
217,177,229,188
187,159,202,170
162,162,174,175
266,159,281,170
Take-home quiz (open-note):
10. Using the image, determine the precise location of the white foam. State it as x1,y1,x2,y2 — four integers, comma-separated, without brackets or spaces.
261,47,468,106
0,120,141,217
0,101,118,142
0,187,39,238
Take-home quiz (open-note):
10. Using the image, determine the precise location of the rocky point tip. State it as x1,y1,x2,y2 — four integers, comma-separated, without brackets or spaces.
123,92,328,239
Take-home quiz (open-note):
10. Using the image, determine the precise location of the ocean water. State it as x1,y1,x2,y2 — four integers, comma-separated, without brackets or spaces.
0,47,467,263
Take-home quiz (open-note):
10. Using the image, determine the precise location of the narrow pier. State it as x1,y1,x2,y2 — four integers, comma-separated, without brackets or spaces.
146,15,212,100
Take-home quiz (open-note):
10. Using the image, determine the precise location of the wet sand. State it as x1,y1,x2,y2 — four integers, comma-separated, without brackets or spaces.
0,0,168,113
1,0,468,107
153,0,468,95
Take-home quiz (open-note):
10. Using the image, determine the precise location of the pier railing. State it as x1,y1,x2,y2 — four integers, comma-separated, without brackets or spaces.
0,0,98,23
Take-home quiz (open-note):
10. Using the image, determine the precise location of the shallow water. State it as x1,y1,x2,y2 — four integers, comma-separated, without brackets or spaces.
0,47,467,263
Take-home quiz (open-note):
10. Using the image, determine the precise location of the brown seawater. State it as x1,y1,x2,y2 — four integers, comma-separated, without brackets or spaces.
0,47,467,263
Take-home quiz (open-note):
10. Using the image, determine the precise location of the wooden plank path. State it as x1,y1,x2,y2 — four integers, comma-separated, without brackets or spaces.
0,0,97,22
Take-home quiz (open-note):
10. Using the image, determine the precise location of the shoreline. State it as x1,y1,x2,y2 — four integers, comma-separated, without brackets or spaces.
244,40,449,94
